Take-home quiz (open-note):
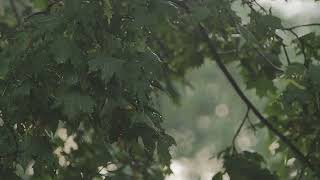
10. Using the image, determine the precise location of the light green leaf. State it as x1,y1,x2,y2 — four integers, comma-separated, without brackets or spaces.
32,0,48,10
286,79,306,90
103,0,112,24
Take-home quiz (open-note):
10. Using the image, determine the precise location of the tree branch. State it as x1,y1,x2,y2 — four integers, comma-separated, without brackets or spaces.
198,23,318,174
250,0,268,14
283,23,320,31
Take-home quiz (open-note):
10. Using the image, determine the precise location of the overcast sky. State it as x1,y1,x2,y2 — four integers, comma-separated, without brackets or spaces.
258,0,320,20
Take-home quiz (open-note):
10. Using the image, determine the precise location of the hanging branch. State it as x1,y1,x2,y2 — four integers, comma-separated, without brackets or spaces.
198,23,318,175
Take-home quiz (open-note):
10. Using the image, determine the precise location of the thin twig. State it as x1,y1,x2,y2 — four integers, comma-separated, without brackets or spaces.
282,45,291,65
246,114,257,133
232,107,250,152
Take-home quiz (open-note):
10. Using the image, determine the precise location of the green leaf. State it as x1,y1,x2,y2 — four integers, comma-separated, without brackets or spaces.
259,15,283,29
212,172,223,180
282,84,309,106
12,81,32,97
153,1,178,17
157,133,176,166
191,6,211,22
56,92,95,119
238,25,260,48
285,63,306,79
308,64,320,87
246,77,276,97
64,0,82,17
50,38,82,65
89,55,124,82
19,136,53,168
285,79,306,90
0,170,21,180
0,57,10,79
139,49,163,78
32,0,48,10
224,151,278,180
28,15,62,35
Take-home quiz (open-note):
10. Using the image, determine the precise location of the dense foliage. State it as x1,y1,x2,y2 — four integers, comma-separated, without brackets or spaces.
0,0,320,179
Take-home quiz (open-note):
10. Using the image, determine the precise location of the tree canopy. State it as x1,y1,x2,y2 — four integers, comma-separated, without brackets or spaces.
0,0,320,179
